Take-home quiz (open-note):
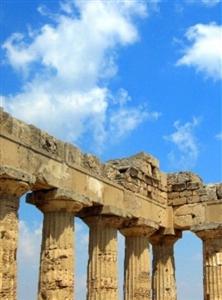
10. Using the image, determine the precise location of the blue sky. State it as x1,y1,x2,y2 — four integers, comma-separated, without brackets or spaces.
0,0,221,299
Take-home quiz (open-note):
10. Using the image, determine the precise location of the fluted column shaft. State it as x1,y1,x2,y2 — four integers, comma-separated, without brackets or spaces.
150,233,181,300
0,178,30,300
84,216,120,300
124,236,151,300
27,189,89,300
195,227,222,300
38,211,74,300
121,223,158,300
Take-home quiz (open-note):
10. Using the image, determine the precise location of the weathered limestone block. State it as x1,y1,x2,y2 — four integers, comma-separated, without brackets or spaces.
205,185,218,202
0,167,34,300
168,172,203,206
27,188,91,300
83,215,123,300
82,154,104,176
216,184,222,199
65,143,83,167
150,231,181,300
104,153,166,204
193,224,222,300
121,219,158,300
174,203,205,229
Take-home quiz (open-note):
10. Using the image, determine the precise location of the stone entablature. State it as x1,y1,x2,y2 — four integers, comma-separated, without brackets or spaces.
0,107,222,300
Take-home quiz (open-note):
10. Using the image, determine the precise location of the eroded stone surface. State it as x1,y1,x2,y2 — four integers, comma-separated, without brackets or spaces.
105,153,167,205
194,224,222,300
121,223,158,300
124,236,152,300
0,172,33,300
83,216,122,300
150,232,181,300
38,211,75,300
29,189,89,300
1,108,222,299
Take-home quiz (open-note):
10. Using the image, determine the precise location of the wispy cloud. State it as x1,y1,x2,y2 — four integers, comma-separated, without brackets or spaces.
215,132,222,140
186,0,221,6
177,23,222,80
201,0,221,6
109,107,160,139
164,118,200,170
1,0,159,152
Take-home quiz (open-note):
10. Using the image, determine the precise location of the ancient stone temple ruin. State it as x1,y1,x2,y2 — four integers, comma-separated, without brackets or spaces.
0,107,222,300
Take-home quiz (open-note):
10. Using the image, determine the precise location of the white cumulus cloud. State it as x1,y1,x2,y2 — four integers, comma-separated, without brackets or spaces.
177,23,222,80
1,0,159,152
164,118,200,170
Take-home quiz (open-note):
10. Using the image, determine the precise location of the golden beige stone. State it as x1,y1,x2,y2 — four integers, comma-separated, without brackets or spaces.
0,109,222,299
121,223,157,300
0,177,32,300
83,216,122,300
28,189,91,300
194,224,222,300
38,211,75,300
150,232,181,300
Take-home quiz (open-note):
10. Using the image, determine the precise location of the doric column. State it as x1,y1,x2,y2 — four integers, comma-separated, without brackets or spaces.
82,214,122,300
194,224,222,300
150,231,181,300
27,188,91,300
121,219,158,300
0,167,34,300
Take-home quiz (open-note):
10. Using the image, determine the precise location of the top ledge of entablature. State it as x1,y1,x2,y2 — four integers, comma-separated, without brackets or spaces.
1,108,164,184
1,107,66,160
1,108,105,173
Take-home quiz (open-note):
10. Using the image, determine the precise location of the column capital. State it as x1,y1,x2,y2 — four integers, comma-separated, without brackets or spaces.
121,217,159,237
84,215,124,229
192,223,222,240
80,205,126,228
26,188,91,213
150,229,182,246
0,166,35,198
